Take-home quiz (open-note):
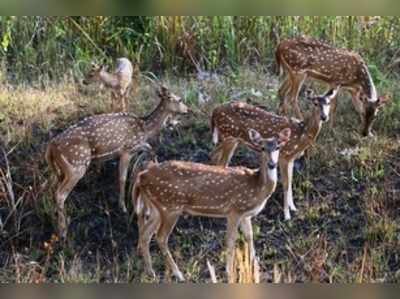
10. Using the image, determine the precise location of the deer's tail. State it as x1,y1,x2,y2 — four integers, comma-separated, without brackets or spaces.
210,111,219,145
132,167,154,217
45,143,59,178
132,176,144,216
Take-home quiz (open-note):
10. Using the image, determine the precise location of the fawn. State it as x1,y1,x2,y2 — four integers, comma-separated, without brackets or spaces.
83,57,135,112
210,87,339,220
276,35,389,136
132,127,290,282
46,86,189,241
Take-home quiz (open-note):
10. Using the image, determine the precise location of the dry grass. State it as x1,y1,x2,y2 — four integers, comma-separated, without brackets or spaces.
0,67,399,283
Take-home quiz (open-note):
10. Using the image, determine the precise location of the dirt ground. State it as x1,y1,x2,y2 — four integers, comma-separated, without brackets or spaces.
0,68,399,282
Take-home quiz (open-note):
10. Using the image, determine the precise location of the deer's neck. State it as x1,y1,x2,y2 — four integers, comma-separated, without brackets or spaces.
360,64,377,102
142,100,171,138
301,108,322,144
257,153,278,195
100,70,119,88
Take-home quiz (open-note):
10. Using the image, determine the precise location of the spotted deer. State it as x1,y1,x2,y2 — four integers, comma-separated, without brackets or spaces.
45,86,188,241
132,128,290,282
276,36,389,136
83,57,135,112
211,87,339,220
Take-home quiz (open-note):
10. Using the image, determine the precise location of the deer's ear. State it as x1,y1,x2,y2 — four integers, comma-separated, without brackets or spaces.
90,62,99,69
158,85,168,98
278,128,291,146
324,86,340,101
248,129,262,145
160,85,169,94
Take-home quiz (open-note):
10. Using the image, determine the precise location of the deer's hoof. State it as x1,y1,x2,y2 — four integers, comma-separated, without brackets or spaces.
120,203,128,214
175,270,185,282
145,269,157,281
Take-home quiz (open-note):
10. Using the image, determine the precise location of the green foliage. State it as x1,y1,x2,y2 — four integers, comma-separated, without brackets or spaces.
2,17,400,83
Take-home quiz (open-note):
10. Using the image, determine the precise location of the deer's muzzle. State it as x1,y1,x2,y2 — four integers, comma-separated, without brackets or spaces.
267,161,277,169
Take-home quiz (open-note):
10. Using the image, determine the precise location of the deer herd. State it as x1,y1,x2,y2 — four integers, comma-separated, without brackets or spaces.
46,36,390,282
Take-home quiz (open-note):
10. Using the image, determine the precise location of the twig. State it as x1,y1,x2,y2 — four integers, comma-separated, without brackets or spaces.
358,243,368,283
206,260,218,283
68,17,107,59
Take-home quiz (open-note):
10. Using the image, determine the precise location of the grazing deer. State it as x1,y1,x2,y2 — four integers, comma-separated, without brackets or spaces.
276,36,389,136
210,87,339,220
132,128,290,282
45,86,188,241
83,57,135,112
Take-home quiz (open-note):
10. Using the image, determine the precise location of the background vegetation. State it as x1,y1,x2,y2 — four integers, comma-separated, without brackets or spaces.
1,16,400,83
0,17,399,282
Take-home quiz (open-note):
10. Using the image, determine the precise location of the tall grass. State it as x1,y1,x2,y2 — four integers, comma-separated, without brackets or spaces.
1,16,400,83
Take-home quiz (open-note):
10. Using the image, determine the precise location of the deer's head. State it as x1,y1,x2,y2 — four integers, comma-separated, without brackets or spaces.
158,85,189,114
305,87,340,122
83,62,107,85
248,128,291,170
360,94,390,137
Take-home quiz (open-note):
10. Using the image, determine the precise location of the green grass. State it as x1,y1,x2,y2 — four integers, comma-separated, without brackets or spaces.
0,66,399,283
2,17,400,84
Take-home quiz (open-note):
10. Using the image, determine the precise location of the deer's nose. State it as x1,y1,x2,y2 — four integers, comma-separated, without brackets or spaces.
182,105,189,113
267,161,277,169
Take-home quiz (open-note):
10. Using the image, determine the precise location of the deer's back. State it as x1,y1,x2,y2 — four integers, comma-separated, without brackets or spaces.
114,58,133,88
213,102,292,139
278,36,366,86
51,113,145,163
140,160,258,213
213,102,309,159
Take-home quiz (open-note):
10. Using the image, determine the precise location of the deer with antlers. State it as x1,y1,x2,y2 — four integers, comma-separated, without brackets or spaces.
276,36,389,136
45,86,188,241
83,57,136,112
210,87,339,221
132,128,291,282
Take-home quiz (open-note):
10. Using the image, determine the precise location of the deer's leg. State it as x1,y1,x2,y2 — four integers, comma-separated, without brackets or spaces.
55,165,86,242
138,203,160,279
210,137,239,167
156,212,183,281
329,91,338,128
122,95,127,112
118,152,133,213
279,159,295,221
121,89,128,112
110,91,116,112
287,160,296,212
349,89,370,135
289,73,307,120
350,89,363,115
278,76,292,116
278,76,291,99
226,213,241,283
240,217,256,265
